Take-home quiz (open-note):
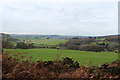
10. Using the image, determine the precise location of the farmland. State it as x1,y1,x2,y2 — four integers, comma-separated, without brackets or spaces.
17,37,68,45
4,49,118,66
2,33,120,79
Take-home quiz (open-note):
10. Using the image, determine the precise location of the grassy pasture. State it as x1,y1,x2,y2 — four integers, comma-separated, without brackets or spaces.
4,49,118,66
32,39,68,45
17,38,68,45
96,38,105,41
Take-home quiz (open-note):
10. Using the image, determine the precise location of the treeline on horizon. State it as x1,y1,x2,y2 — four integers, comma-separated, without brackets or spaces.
1,33,120,52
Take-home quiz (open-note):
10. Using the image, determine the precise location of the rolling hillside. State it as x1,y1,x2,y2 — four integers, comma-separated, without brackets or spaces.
4,49,118,66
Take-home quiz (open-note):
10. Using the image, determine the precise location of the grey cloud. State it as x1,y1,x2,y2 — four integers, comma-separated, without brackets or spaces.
1,2,118,36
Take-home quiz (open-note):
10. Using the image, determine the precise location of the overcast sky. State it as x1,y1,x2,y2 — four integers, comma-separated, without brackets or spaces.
1,0,118,36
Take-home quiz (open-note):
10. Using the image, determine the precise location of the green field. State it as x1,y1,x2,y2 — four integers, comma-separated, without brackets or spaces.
4,49,118,66
17,38,68,45
32,39,68,45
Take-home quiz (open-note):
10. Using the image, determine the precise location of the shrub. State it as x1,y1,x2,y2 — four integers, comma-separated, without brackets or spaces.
2,52,120,79
16,42,35,49
66,44,80,50
80,44,105,52
62,57,80,68
2,40,15,49
107,43,118,52
105,35,120,42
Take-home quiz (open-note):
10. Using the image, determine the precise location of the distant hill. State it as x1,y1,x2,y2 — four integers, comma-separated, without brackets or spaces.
1,33,119,40
10,34,87,39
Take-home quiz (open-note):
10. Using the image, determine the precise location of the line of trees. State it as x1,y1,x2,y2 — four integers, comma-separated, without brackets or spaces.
2,33,35,49
16,42,35,49
2,33,16,49
2,33,119,52
59,37,119,52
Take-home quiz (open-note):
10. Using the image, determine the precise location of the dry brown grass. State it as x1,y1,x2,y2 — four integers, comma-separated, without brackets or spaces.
2,51,120,79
